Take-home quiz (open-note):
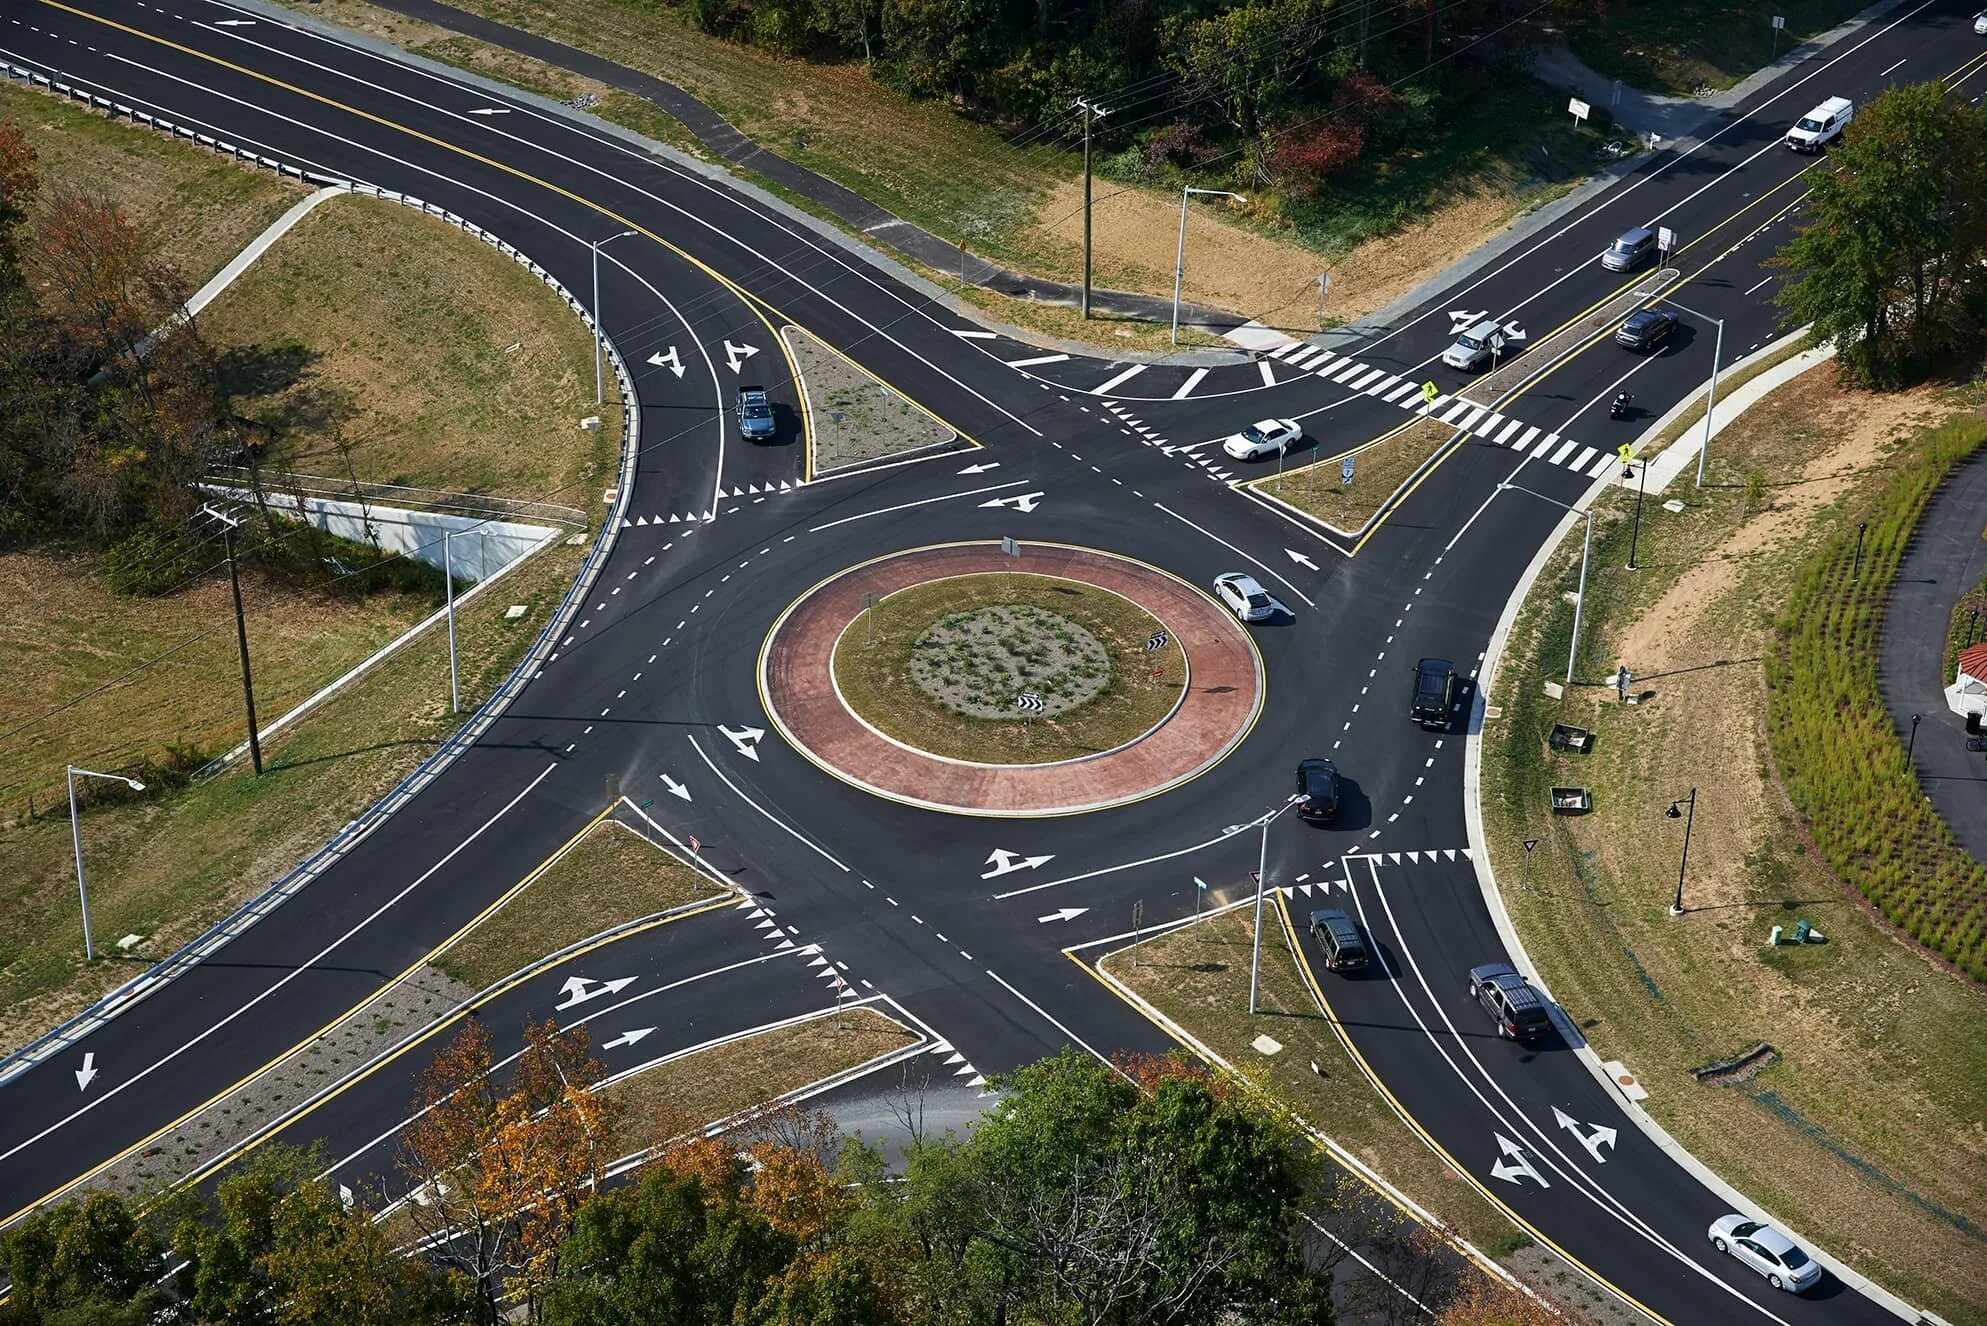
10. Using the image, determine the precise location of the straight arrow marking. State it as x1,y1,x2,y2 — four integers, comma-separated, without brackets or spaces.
660,774,691,801
1551,1106,1618,1163
602,1027,656,1050
1286,548,1319,571
75,1052,97,1092
1036,907,1090,923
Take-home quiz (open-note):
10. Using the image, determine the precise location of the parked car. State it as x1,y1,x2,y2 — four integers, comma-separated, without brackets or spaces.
1212,572,1276,622
1411,658,1456,730
1308,908,1369,972
1467,963,1552,1044
1615,309,1677,352
1221,418,1304,461
1601,227,1657,272
1441,319,1508,371
1785,96,1853,151
1296,758,1341,822
1708,1216,1822,1293
736,386,775,441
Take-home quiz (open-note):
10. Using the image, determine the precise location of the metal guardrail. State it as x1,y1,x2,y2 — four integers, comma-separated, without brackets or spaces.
0,58,646,1082
203,467,587,527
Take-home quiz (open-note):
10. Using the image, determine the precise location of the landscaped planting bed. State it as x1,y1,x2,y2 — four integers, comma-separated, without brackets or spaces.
830,573,1183,764
1765,416,1987,980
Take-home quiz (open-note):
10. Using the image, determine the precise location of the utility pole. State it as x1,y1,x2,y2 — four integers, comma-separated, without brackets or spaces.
1073,97,1109,319
201,505,264,775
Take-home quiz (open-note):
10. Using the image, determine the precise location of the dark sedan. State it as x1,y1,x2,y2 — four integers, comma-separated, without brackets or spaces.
1296,758,1341,821
1615,309,1677,352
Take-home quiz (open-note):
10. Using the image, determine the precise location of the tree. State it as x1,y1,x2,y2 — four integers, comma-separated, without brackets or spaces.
1435,1275,1562,1325
1776,82,1987,386
0,1191,167,1319
1163,0,1329,136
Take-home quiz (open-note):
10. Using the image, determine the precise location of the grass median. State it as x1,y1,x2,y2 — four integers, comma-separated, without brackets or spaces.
830,573,1183,765
1479,368,1987,1324
606,1008,919,1154
1249,419,1445,536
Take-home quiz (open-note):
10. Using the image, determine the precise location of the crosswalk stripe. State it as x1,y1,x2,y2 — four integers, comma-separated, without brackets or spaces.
1474,412,1504,437
1259,359,1278,387
1549,438,1580,465
1349,367,1387,391
1267,342,1300,360
1172,368,1209,399
1329,360,1366,383
1514,425,1541,450
1568,445,1598,472
1587,451,1618,478
1364,373,1401,396
1495,418,1525,445
1529,430,1559,457
1286,345,1327,368
1383,380,1421,404
1007,353,1070,368
1091,364,1146,395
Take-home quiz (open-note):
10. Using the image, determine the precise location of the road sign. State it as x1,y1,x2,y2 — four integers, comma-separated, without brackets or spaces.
1522,838,1539,853
1617,443,1634,463
1015,691,1045,712
1771,13,1786,28
1420,381,1438,403
1195,876,1210,890
1001,535,1020,558
1568,97,1591,123
861,590,879,611
1341,457,1356,486
1145,630,1170,651
1657,226,1678,255
690,834,700,855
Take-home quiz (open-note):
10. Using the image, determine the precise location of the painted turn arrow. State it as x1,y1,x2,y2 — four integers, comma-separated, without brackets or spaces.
1488,1132,1549,1187
958,461,1001,474
602,1027,657,1050
1285,548,1319,571
555,975,637,1010
1551,1106,1618,1163
74,1052,98,1092
646,346,685,378
660,774,691,801
719,724,766,761
723,340,760,374
981,848,1055,880
1036,907,1090,924
978,492,1044,514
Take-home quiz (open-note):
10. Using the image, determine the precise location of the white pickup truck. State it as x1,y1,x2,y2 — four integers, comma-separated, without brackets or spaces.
1786,96,1853,152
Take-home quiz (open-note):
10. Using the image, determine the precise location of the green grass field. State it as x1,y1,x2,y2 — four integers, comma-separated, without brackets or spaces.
1559,0,1876,97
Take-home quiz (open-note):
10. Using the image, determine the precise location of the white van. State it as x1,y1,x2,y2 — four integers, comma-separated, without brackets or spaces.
1786,97,1853,152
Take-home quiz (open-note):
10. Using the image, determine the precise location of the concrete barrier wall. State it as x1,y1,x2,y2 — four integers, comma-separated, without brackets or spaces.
199,486,556,583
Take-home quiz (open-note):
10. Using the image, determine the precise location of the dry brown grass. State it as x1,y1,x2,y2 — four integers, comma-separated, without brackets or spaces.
435,820,730,990
606,1007,918,1153
0,81,306,287
1255,419,1446,535
1482,372,1987,1325
787,326,956,472
830,573,1184,764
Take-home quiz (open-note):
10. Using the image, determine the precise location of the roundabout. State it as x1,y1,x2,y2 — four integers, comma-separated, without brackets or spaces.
759,542,1263,816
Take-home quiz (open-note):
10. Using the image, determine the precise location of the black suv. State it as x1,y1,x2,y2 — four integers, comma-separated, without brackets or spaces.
1467,963,1552,1044
1615,308,1677,352
1309,909,1369,973
1411,658,1456,730
1296,758,1340,822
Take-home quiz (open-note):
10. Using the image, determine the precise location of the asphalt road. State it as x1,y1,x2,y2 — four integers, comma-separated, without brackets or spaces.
3,1,1983,1320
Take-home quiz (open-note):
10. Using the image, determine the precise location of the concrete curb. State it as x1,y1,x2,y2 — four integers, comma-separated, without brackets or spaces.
1460,335,1944,1326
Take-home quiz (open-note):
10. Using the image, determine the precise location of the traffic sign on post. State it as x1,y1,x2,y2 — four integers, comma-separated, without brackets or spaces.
1657,226,1678,260
1341,456,1356,486
1568,97,1591,125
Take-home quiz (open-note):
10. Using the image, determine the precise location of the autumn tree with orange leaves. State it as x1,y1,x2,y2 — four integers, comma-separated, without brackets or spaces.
397,1017,617,1324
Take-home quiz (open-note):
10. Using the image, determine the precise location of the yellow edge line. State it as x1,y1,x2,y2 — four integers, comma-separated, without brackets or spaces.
753,539,1266,820
5,804,619,1227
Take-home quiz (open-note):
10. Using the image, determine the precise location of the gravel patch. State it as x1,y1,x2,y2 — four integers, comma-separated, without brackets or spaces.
909,604,1110,718
785,325,957,472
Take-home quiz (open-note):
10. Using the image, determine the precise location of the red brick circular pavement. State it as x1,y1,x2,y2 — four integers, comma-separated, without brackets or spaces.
758,542,1264,817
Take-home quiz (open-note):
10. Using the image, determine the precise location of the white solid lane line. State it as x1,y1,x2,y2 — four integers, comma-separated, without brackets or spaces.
1152,502,1316,608
1091,363,1146,395
804,478,1027,532
685,733,851,872
1172,368,1209,400
0,762,560,1172
1007,353,1070,368
985,968,1118,1072
1258,359,1278,387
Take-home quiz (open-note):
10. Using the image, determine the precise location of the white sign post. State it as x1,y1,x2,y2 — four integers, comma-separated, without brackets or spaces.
1568,97,1591,127
1657,226,1679,262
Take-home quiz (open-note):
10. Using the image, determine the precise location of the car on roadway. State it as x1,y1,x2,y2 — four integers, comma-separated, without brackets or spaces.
1212,572,1276,622
1308,908,1369,972
1977,8,1987,33
1708,1216,1823,1293
1467,962,1552,1044
1411,658,1457,730
1221,418,1304,461
736,386,776,442
1600,227,1657,273
1441,319,1507,371
1615,308,1677,352
1786,96,1853,152
1296,758,1341,822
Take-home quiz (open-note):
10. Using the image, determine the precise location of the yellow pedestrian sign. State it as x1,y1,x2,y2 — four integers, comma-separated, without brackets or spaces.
1420,380,1439,403
1617,443,1633,463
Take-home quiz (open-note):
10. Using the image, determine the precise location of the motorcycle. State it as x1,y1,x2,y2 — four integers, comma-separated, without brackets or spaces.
1609,391,1632,420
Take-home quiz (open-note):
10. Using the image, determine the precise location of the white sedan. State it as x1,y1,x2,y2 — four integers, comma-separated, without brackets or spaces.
1212,572,1277,622
1708,1215,1822,1293
1976,9,1987,33
1221,418,1303,461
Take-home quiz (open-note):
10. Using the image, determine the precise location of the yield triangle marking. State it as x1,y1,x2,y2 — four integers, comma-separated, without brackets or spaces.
775,939,795,951
944,1052,966,1065
1444,849,1457,862
779,479,792,492
1408,851,1422,863
1388,852,1402,865
635,515,650,526
748,483,762,494
1299,884,1313,896
1462,848,1473,860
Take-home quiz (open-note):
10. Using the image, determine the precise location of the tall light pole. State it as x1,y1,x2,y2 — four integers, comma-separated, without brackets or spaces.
199,504,263,776
1073,96,1109,320
1624,453,1648,571
1173,187,1245,345
1658,295,1726,487
1498,482,1595,688
68,766,146,961
442,529,459,714
1249,794,1306,1014
591,229,637,406
1665,788,1697,916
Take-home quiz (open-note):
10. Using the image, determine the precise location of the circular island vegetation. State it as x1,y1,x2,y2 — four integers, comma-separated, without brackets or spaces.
832,573,1186,764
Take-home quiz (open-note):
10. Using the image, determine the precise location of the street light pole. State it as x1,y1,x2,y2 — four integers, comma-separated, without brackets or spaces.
68,765,146,962
1499,483,1594,688
1907,713,1921,765
1248,795,1304,1015
1073,97,1109,319
591,229,637,406
1658,296,1725,488
443,529,459,714
1625,456,1648,571
1172,187,1245,345
1666,787,1696,916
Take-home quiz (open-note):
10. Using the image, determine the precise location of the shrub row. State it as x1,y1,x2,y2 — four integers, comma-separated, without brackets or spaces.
1764,416,1987,980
